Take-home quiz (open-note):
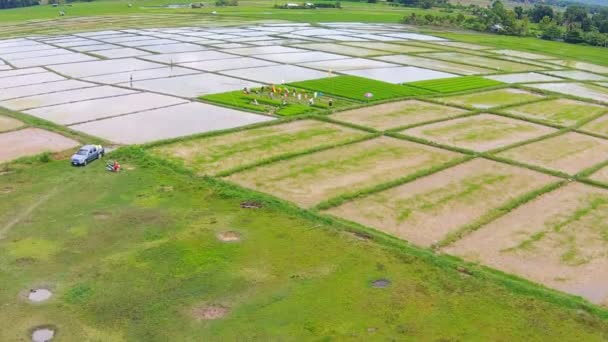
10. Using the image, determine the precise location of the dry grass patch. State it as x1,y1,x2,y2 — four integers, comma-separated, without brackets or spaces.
0,116,23,133
324,159,556,247
402,114,555,151
191,304,229,320
331,100,468,130
437,88,544,109
443,182,608,305
503,99,607,126
226,136,460,208
150,120,368,175
497,132,608,174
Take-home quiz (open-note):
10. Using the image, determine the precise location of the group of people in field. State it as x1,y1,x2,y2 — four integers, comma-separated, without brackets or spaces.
243,85,333,108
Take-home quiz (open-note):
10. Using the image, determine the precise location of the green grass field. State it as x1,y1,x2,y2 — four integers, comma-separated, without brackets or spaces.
407,76,504,94
289,75,435,102
200,87,355,116
4,154,608,340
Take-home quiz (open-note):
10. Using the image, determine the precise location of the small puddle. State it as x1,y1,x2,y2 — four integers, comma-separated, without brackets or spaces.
31,327,54,342
28,289,52,303
217,231,241,242
371,279,390,288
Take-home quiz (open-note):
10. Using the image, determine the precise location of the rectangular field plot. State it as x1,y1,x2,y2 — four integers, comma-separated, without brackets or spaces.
503,99,607,126
70,102,273,144
127,73,260,97
0,115,23,132
331,100,468,130
496,132,608,174
141,51,237,64
342,66,454,84
298,58,397,72
418,52,539,72
545,70,608,81
150,120,369,175
221,65,328,84
226,136,460,207
526,83,608,104
0,72,65,89
254,51,347,63
90,47,150,59
180,57,276,72
291,43,386,57
0,86,137,111
290,75,433,102
376,55,494,75
0,128,79,163
26,93,187,125
0,80,95,101
325,159,556,247
406,76,502,93
343,42,436,54
485,72,561,84
443,182,608,305
402,114,555,151
48,58,164,78
437,88,544,109
546,60,608,75
82,66,199,85
10,53,97,68
491,49,554,60
139,43,207,54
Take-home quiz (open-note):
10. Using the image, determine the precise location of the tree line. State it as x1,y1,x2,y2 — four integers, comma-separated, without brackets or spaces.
401,0,608,47
0,0,39,9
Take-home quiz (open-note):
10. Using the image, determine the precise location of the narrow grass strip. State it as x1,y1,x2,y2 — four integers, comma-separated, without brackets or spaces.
314,155,474,210
435,180,567,249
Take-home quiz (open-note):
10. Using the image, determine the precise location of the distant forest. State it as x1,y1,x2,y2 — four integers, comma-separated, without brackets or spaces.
0,0,40,9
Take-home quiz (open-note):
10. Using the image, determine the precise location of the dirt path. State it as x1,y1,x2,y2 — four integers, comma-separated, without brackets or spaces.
0,186,58,240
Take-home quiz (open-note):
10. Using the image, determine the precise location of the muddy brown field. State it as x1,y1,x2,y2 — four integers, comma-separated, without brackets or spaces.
0,128,78,163
226,136,460,207
496,132,608,174
401,114,555,151
443,182,608,305
0,116,23,133
324,159,557,247
330,100,468,130
151,120,369,175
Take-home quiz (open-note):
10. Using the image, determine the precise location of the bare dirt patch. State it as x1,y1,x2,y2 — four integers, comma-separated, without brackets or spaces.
325,159,557,247
151,120,368,176
192,304,229,320
402,114,555,151
0,128,78,163
93,211,110,220
443,182,608,305
217,231,241,242
371,279,391,288
227,136,460,208
1,186,13,194
437,88,544,109
0,115,24,133
331,100,468,131
497,132,608,174
240,200,262,209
